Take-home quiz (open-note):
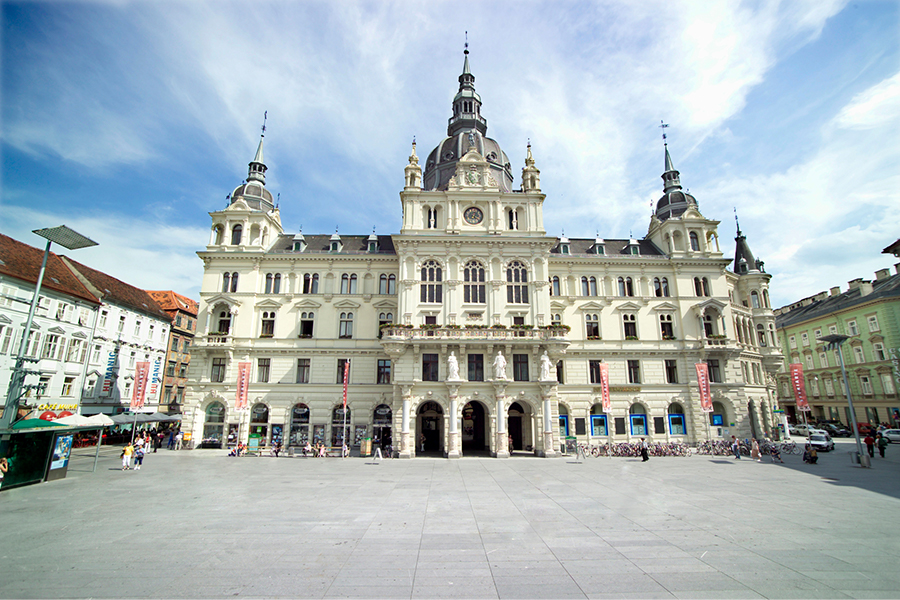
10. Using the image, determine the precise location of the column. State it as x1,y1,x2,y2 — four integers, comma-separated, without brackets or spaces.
494,382,509,458
399,387,412,459
540,383,558,457
447,383,460,459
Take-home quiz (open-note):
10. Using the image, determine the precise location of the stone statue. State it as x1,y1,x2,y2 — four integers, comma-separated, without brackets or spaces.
493,351,508,380
540,351,553,381
447,351,460,381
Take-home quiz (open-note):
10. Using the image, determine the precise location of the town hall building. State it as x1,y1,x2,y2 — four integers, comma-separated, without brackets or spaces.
181,51,784,457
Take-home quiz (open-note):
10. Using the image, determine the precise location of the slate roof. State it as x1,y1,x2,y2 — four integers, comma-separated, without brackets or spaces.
147,290,199,317
270,234,397,255
0,233,101,305
776,271,900,329
549,238,667,257
59,256,171,322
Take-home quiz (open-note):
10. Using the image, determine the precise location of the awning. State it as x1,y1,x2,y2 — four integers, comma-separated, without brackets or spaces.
54,414,114,427
11,418,66,430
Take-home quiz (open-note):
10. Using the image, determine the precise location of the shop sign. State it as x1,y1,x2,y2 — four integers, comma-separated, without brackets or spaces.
607,385,640,393
37,403,78,411
101,348,118,394
598,363,611,412
149,357,162,397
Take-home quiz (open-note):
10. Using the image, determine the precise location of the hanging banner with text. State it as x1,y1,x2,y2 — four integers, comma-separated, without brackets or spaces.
235,362,251,410
695,362,712,412
130,361,150,409
789,363,811,412
342,359,350,409
599,363,611,413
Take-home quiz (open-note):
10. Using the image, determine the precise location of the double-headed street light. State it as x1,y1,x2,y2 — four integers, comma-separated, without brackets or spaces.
819,333,869,468
0,226,98,431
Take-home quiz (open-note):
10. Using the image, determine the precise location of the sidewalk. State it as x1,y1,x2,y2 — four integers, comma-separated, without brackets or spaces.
1,443,898,599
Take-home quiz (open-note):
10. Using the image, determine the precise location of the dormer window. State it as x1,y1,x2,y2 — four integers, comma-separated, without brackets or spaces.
368,241,377,252
331,241,340,252
630,245,639,255
594,244,605,255
561,245,570,255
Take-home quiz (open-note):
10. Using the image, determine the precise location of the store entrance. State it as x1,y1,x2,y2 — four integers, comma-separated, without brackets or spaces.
462,401,487,453
508,402,524,451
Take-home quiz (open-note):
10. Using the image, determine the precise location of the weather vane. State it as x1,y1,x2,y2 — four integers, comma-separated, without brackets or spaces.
659,120,669,145
262,111,267,136
465,31,468,55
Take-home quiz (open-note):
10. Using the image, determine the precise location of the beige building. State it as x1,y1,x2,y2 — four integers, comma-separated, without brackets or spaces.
182,53,783,455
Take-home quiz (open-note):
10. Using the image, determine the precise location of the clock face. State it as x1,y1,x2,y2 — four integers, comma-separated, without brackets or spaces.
464,206,483,225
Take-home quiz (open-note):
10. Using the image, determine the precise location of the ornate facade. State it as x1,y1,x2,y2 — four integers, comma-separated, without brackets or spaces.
182,52,784,456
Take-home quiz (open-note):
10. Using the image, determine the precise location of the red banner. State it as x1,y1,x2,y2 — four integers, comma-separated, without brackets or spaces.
342,359,350,409
789,363,810,411
130,361,150,409
695,363,712,412
235,362,251,410
598,363,611,412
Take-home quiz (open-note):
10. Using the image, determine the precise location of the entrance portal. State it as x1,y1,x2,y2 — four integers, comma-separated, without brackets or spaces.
508,402,524,451
416,401,443,455
462,401,487,453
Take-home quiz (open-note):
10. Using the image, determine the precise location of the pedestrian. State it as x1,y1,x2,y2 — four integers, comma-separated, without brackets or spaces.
121,443,134,470
731,435,742,459
419,433,425,452
751,438,761,462
802,444,818,464
876,433,888,458
864,433,875,458
770,444,784,463
167,430,175,450
174,431,183,450
134,444,144,470
0,457,8,490
154,431,162,453
640,437,649,462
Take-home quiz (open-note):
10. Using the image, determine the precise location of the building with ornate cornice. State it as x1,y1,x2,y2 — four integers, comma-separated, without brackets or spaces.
182,51,783,456
147,290,199,414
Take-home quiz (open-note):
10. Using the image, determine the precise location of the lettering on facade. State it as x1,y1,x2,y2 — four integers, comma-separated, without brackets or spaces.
101,349,118,394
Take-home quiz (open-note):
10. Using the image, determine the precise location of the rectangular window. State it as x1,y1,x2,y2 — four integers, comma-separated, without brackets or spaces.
627,360,641,384
805,355,814,370
91,345,101,364
873,343,885,361
257,358,270,383
468,354,484,382
669,414,685,435
853,346,865,364
134,320,142,336
211,358,226,382
590,415,607,436
513,354,529,382
813,328,822,339
623,315,637,338
860,376,872,395
801,332,809,346
880,373,895,395
824,378,834,396
659,315,674,339
337,359,350,384
35,296,50,317
118,315,126,334
339,313,353,338
848,320,859,336
377,359,391,384
296,358,310,383
665,359,678,384
589,360,602,384
299,314,314,338
66,339,86,363
818,352,828,368
61,376,75,397
25,331,41,358
178,362,188,378
654,417,666,434
422,354,439,382
99,310,108,328
166,361,176,377
867,315,879,332
171,336,180,352
789,336,796,349
556,360,564,384
42,334,62,360
828,325,837,335
707,359,721,383
164,387,172,404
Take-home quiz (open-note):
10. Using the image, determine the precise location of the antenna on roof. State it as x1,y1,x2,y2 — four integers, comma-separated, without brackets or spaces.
261,111,267,136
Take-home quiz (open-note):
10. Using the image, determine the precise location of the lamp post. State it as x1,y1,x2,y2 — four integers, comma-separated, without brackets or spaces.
0,226,98,431
820,334,869,468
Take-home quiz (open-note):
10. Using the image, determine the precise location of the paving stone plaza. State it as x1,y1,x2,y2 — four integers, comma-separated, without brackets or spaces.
1,438,898,599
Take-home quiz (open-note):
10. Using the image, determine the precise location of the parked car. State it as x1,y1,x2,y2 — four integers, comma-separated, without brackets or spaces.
821,423,851,437
808,433,835,452
792,424,826,437
880,429,900,443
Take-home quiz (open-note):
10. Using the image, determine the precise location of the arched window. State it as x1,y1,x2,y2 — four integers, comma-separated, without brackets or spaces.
654,277,670,297
420,260,443,303
763,289,771,308
702,278,710,296
340,274,357,294
339,312,353,338
689,231,700,251
507,209,518,230
379,274,396,295
551,313,562,326
303,273,319,294
265,273,273,294
290,404,310,447
694,277,710,297
659,314,674,339
617,277,634,297
229,273,238,293
703,314,715,337
213,225,224,245
751,291,760,308
299,312,314,337
623,314,637,339
585,314,600,339
463,261,486,303
506,261,528,304
581,277,590,296
222,273,230,293
629,403,647,435
589,276,597,296
273,274,281,294
551,276,560,297
668,403,686,435
260,311,275,337
204,401,226,442
769,323,777,347
426,207,437,229
757,324,767,347
231,224,243,246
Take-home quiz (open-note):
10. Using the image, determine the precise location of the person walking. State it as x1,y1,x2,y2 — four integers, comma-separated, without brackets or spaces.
167,430,175,450
121,443,134,470
0,457,8,490
640,437,649,462
174,431,183,451
876,433,888,458
731,435,742,459
864,433,875,458
134,443,144,470
751,438,761,462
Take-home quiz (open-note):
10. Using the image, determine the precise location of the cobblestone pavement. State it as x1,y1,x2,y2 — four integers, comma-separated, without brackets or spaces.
1,438,898,599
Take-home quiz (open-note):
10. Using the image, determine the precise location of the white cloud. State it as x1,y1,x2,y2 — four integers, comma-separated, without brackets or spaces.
833,71,900,130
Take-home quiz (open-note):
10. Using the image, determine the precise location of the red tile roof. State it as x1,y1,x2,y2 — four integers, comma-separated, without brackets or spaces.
0,233,101,305
146,290,198,316
59,256,171,322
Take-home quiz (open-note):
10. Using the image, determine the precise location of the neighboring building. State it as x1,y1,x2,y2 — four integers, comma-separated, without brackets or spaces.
60,257,172,415
183,52,783,456
0,234,101,419
147,290,199,414
775,264,900,427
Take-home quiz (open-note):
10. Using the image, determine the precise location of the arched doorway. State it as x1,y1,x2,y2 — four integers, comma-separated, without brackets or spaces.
710,401,726,437
507,402,533,452
630,403,648,436
462,401,488,453
250,403,269,447
289,403,310,447
668,403,686,436
203,401,225,448
590,404,608,437
373,404,392,454
332,406,350,447
417,401,443,454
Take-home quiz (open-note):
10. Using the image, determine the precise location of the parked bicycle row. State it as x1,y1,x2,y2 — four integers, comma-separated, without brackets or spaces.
578,441,693,458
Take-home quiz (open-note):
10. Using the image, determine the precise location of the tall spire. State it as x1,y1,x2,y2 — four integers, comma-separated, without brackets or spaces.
248,111,268,184
733,209,761,274
659,120,681,193
448,33,487,137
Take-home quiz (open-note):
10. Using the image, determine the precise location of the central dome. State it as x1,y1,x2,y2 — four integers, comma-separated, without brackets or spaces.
422,52,514,192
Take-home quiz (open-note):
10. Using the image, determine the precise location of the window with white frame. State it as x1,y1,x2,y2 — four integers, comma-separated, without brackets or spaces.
99,310,108,328
623,314,637,339
789,336,797,349
464,261,486,303
813,328,822,339
585,314,600,339
805,354,814,370
265,273,282,294
420,261,443,303
56,303,71,321
867,315,879,332
339,312,353,338
303,273,319,294
260,311,275,337
818,352,828,368
860,375,873,395
618,277,635,297
581,276,597,296
801,332,809,346
654,277,670,297
848,320,859,336
506,261,529,303
61,376,75,397
299,312,314,338
880,373,895,395
91,345,101,364
853,346,865,364
550,276,560,297
551,313,561,326
41,334,61,360
873,343,886,361
118,315,126,334
659,314,674,339
828,325,837,335
340,274,358,294
66,339,86,363
379,274,396,295
824,378,834,396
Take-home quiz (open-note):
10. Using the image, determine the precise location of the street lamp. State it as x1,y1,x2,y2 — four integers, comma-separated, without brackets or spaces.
0,226,98,431
819,334,869,468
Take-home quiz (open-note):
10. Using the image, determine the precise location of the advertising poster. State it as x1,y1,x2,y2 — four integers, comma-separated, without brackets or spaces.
131,361,150,409
46,433,74,481
235,362,251,410
598,363,611,413
695,363,712,412
789,363,811,412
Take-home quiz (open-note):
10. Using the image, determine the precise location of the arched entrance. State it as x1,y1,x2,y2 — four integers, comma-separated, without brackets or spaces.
203,401,225,448
417,401,443,455
289,404,310,447
462,401,488,453
373,404,392,454
249,403,269,447
507,402,533,452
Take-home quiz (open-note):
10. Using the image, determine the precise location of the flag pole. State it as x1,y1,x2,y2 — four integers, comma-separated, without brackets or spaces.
342,358,350,459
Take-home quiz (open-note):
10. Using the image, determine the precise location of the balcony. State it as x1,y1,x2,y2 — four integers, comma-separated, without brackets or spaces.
380,326,570,344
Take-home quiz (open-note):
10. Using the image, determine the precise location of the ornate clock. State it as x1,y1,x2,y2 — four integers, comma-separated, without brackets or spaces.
463,206,483,225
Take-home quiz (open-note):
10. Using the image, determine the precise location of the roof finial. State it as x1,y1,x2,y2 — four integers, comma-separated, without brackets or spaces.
464,31,468,55
659,120,668,146
276,192,280,208
261,111,267,137
734,207,741,235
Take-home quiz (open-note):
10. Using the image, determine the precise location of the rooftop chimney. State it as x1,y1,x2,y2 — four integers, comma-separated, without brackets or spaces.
875,268,890,281
830,286,841,296
848,278,863,290
860,281,874,296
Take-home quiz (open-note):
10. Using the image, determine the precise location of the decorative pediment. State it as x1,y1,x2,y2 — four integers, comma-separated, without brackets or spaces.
577,301,605,312
47,325,66,334
373,299,398,310
651,301,679,312
0,314,11,324
86,369,102,378
294,298,322,309
226,197,250,211
691,298,728,316
254,299,283,309
447,144,499,191
614,301,643,312
333,299,361,310
207,294,241,312
72,331,88,339
549,300,568,311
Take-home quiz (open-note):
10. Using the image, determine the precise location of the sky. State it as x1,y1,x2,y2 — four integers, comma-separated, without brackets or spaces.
1,0,898,308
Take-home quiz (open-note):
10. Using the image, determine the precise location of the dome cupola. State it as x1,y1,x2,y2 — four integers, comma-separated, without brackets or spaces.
229,113,275,212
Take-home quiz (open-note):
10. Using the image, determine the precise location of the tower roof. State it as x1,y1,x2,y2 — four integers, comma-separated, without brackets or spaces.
733,216,764,274
655,143,697,221
229,115,274,212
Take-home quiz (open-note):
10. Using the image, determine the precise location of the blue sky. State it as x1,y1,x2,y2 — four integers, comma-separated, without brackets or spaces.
2,0,898,307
